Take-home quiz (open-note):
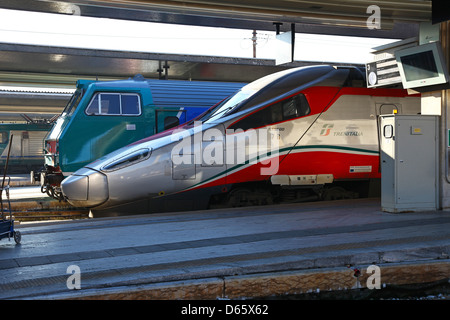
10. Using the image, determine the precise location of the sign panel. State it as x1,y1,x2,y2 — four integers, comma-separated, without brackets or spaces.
275,31,292,66
366,53,402,88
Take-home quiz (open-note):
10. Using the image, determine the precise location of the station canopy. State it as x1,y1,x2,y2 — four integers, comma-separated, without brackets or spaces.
0,0,432,120
1,0,431,34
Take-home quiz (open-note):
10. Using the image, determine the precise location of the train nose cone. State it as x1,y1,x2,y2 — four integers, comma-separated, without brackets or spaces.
61,168,108,207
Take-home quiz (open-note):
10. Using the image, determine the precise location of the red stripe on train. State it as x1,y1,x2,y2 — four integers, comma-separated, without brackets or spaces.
187,151,380,192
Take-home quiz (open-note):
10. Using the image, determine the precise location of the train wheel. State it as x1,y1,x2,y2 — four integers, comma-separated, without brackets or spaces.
226,187,273,207
322,186,358,201
227,188,252,207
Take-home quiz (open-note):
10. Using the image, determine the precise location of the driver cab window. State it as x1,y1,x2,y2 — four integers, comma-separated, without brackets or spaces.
86,93,141,116
282,94,310,120
228,93,310,131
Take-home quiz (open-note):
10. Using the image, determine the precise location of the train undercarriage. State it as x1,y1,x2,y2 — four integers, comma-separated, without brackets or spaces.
83,178,381,218
208,179,380,209
31,165,65,201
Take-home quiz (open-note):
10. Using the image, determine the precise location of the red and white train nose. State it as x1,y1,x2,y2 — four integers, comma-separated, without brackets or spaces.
61,168,109,207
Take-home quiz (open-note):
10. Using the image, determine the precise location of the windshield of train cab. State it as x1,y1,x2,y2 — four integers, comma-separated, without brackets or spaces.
201,89,257,122
201,68,296,123
62,88,83,116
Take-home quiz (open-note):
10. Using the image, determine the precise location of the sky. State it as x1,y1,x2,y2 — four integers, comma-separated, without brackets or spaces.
0,8,398,65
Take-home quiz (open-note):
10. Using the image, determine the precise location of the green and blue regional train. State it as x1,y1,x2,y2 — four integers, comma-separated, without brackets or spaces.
37,75,245,199
0,121,53,174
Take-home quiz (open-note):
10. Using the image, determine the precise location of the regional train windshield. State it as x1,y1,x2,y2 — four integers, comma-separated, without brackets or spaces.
62,88,84,116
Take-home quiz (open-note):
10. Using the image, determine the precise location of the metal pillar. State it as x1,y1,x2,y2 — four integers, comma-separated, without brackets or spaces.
439,21,450,209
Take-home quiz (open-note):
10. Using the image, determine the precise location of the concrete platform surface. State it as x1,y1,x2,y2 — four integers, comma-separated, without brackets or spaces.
0,198,448,300
3,174,38,187
7,186,47,200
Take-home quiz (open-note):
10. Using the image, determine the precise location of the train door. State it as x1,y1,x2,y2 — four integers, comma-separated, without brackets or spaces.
171,123,226,180
375,102,402,172
170,123,226,210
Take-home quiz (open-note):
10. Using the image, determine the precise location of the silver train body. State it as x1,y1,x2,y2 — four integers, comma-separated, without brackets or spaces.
61,66,421,216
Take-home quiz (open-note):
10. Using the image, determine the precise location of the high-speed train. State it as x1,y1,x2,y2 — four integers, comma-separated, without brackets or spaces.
38,76,244,200
61,65,421,216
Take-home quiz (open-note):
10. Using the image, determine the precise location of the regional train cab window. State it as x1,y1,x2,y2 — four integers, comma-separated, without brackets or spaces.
228,93,310,131
85,93,141,116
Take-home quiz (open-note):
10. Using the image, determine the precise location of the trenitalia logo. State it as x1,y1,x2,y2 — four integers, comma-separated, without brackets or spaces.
320,124,334,136
170,121,280,175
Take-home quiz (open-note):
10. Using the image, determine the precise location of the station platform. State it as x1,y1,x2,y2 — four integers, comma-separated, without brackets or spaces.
2,174,37,187
0,198,448,300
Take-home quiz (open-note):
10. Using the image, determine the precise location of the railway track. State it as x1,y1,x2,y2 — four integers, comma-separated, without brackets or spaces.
7,196,89,222
11,210,89,222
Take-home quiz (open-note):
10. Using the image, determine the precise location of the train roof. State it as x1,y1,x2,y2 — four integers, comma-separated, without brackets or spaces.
76,76,246,108
147,79,245,108
224,65,367,116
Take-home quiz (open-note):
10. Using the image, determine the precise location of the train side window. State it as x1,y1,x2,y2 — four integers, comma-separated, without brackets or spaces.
282,94,310,120
86,93,141,115
100,94,120,115
121,94,140,115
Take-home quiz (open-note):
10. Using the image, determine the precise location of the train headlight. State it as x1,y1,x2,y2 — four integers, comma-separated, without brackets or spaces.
102,148,151,171
61,168,108,207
